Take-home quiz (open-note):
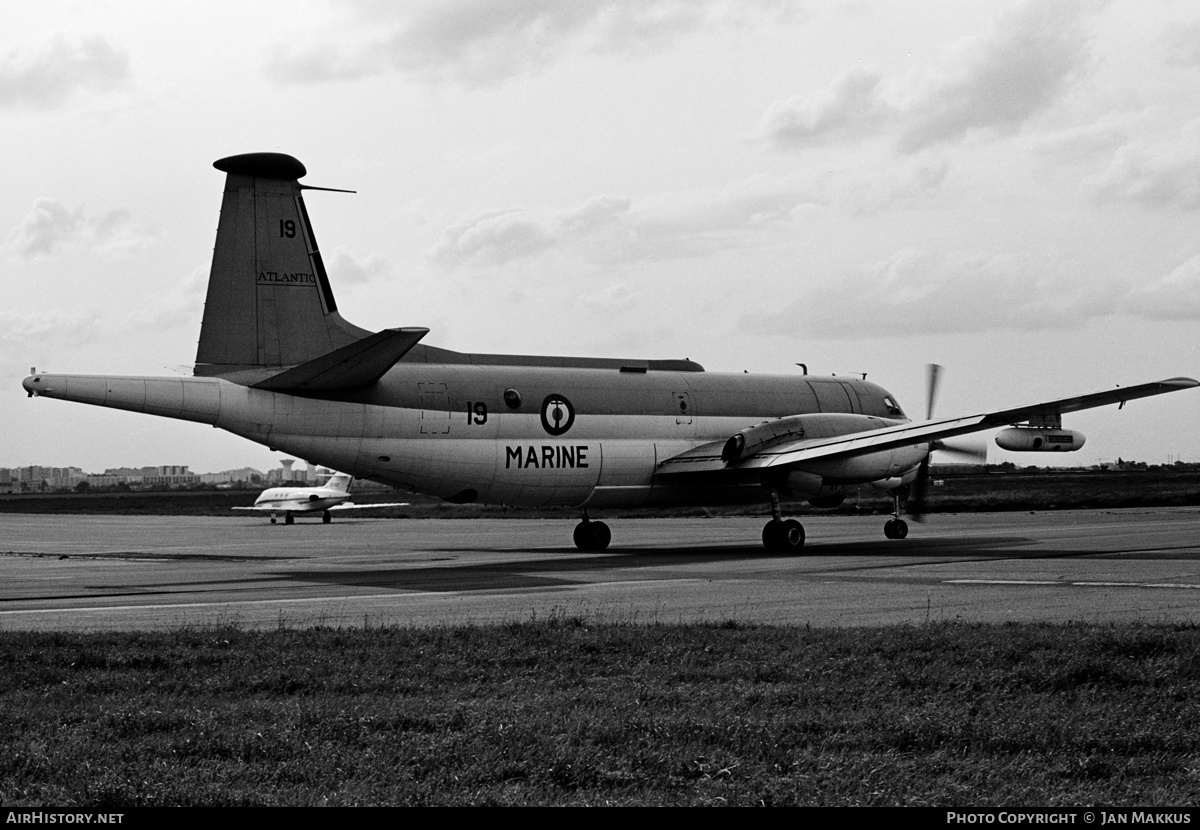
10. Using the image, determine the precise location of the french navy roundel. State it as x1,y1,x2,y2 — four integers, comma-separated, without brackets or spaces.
540,394,575,436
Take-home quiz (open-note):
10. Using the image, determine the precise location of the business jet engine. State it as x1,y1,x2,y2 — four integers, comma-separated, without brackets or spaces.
995,427,1086,452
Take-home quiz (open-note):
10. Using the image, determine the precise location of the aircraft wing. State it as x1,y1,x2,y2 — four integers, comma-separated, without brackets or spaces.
233,502,409,511
658,376,1199,474
328,502,410,510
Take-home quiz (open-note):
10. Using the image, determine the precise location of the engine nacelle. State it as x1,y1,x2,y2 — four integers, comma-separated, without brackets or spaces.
995,427,1086,452
722,414,810,462
722,412,897,463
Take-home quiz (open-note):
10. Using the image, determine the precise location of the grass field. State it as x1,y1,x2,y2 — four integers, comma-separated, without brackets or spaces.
2,620,1198,806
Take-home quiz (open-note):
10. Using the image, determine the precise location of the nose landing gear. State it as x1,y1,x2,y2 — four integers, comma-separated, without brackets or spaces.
884,491,908,539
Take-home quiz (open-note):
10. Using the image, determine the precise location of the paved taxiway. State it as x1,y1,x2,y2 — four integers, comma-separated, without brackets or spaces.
2,508,1199,631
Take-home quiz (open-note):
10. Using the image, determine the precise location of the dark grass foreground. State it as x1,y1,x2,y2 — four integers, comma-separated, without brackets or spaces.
2,620,1198,806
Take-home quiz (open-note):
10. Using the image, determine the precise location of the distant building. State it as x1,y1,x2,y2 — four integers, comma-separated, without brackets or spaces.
0,465,86,492
267,459,331,485
2,462,268,491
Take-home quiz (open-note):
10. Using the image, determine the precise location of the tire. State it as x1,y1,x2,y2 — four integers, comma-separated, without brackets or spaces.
574,521,611,551
780,519,805,551
590,521,611,551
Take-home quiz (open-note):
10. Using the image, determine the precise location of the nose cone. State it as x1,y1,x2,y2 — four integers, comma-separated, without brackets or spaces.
22,374,40,396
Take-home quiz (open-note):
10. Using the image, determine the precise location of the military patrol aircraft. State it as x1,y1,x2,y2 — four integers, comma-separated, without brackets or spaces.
233,472,408,524
22,153,1198,552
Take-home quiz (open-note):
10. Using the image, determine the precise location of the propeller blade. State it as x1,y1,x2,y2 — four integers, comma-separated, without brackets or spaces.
913,363,948,522
925,363,943,420
931,437,988,463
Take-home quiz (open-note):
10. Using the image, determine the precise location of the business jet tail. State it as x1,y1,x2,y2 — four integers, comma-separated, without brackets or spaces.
325,473,353,493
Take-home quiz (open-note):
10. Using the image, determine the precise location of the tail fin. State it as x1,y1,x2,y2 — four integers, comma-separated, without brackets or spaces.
195,153,370,377
326,473,353,493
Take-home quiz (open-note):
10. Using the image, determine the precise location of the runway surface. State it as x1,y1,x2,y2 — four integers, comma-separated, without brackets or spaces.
2,508,1200,631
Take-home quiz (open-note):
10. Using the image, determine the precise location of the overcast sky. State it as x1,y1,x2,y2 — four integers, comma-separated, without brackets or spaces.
4,0,1199,474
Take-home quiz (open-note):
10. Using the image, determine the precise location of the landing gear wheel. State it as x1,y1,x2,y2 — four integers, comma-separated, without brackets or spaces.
270,518,276,525
763,518,805,552
884,518,908,539
322,511,332,524
285,514,294,525
573,520,611,551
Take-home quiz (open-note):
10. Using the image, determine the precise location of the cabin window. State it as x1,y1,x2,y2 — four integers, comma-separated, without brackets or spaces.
504,389,522,410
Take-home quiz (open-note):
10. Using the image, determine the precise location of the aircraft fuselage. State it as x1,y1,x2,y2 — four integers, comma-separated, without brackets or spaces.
24,361,923,509
252,489,351,512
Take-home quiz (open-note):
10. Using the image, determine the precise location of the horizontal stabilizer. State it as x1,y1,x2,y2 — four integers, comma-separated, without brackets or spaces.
252,327,428,392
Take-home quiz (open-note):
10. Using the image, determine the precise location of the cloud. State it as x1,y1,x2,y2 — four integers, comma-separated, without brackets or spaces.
1084,118,1200,210
0,308,104,375
429,165,950,272
746,248,1125,339
1164,19,1200,67
758,0,1097,154
5,200,156,260
756,68,891,148
579,282,636,311
0,34,129,110
1030,120,1129,168
430,209,558,269
122,264,209,332
6,199,84,258
266,0,793,86
1125,255,1200,320
429,178,817,271
90,209,157,259
745,245,1200,340
325,246,395,284
559,194,632,234
895,1,1095,153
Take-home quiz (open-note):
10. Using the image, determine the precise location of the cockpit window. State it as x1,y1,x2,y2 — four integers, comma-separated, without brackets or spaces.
883,396,905,417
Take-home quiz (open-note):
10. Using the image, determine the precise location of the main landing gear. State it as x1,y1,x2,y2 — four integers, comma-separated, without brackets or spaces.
573,511,611,551
322,511,332,524
762,488,805,552
883,491,908,539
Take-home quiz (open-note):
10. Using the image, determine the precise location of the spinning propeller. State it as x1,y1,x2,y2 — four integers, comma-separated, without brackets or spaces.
909,364,987,521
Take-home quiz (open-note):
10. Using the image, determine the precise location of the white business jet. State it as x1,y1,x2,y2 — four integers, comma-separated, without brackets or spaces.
234,472,408,524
